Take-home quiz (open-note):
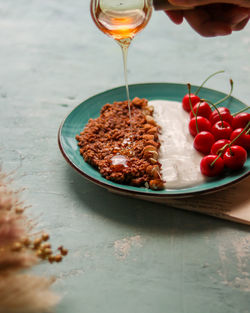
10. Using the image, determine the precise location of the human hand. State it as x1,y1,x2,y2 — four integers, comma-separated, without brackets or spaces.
165,0,250,37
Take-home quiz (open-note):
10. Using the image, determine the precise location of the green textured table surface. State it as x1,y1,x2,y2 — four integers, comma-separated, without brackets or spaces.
0,1,250,313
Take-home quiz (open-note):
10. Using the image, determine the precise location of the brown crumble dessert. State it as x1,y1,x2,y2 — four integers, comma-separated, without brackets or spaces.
75,97,165,190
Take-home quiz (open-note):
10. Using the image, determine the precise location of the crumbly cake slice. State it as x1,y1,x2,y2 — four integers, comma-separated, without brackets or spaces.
76,97,165,190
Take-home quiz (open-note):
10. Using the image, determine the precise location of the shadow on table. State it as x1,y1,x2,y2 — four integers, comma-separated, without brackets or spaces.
66,167,249,236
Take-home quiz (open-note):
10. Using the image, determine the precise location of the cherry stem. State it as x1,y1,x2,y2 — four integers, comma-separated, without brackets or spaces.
195,101,202,134
217,143,230,155
213,79,234,107
210,153,222,168
201,98,224,128
194,70,225,96
210,121,250,167
188,83,199,134
229,121,250,145
232,106,250,116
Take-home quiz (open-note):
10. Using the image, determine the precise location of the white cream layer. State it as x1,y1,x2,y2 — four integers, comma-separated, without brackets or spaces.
150,100,206,189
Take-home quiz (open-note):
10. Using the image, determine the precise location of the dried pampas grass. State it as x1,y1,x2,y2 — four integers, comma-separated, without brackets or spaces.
0,275,60,313
0,169,65,313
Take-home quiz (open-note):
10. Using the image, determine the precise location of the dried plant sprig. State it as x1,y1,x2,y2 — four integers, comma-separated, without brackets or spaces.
0,252,37,272
0,275,60,313
0,169,67,313
0,215,24,245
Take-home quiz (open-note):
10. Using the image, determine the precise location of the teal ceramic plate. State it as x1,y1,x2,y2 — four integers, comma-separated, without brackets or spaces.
58,83,249,198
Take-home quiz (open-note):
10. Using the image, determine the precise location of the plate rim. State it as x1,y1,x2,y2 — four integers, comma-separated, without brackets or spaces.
58,82,250,199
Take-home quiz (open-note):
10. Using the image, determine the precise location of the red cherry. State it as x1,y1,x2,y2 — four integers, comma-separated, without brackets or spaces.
232,112,250,129
211,121,232,140
194,131,215,155
230,128,250,150
182,94,200,112
223,145,247,170
210,139,231,156
200,155,224,177
209,107,233,125
189,116,212,137
189,101,212,120
214,107,230,114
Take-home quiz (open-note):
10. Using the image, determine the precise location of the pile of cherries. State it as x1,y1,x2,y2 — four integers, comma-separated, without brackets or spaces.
182,73,250,177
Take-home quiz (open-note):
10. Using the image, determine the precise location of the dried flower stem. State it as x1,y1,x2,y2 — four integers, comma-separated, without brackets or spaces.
0,169,64,313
